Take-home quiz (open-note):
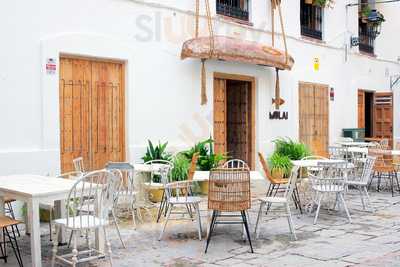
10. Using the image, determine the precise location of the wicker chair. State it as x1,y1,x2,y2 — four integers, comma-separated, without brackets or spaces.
309,162,351,224
205,168,253,253
0,216,23,266
258,153,302,213
346,156,376,211
254,166,300,240
368,149,400,196
188,153,200,181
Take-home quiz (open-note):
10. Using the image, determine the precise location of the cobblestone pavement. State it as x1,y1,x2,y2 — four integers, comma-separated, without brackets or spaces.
4,180,400,267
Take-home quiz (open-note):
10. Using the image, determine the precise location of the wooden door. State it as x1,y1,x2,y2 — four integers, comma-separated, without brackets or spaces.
60,57,125,172
226,81,251,165
358,90,365,128
374,92,393,146
299,82,329,157
213,78,227,155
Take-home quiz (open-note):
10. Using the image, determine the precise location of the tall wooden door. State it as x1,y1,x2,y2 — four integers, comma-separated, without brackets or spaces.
60,57,125,172
299,82,329,157
213,78,227,155
374,92,393,146
358,90,365,129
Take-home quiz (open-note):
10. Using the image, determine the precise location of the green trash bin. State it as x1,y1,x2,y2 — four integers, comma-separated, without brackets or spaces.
342,128,365,142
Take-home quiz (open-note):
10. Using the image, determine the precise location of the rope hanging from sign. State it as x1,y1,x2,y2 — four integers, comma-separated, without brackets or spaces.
194,0,214,105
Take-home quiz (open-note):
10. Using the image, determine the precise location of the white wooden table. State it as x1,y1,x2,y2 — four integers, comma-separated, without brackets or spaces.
0,175,103,267
347,147,400,156
336,141,377,147
292,159,349,168
193,171,264,181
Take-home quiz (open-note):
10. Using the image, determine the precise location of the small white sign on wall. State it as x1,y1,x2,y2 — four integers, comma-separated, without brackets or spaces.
46,58,57,75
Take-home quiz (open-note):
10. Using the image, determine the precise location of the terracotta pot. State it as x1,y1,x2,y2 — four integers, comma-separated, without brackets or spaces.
147,184,164,203
199,181,209,195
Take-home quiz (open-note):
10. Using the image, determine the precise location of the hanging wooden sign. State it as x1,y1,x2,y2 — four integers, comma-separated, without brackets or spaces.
269,110,289,120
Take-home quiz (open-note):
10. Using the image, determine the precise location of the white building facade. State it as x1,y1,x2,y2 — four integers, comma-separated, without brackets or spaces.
1,0,400,174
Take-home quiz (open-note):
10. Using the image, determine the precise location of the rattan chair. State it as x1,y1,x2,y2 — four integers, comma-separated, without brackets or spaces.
51,170,118,267
346,156,376,211
3,198,19,238
254,166,300,240
368,149,400,196
0,216,23,267
205,168,253,253
258,153,302,213
309,162,351,224
158,167,202,241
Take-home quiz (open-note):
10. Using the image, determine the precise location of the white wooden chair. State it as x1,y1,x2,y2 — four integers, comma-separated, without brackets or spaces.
346,156,376,212
51,170,119,267
144,160,174,223
158,167,202,241
254,166,300,241
223,159,250,170
310,162,351,224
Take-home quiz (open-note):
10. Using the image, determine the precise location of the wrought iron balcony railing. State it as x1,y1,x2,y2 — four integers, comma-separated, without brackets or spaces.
300,1,323,40
217,0,249,21
359,24,375,54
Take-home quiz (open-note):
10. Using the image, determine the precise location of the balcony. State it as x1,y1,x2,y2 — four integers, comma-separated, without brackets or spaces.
300,2,323,40
216,0,249,21
359,23,375,54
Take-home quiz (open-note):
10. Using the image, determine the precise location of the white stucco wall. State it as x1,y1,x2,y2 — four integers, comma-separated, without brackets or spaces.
0,0,399,177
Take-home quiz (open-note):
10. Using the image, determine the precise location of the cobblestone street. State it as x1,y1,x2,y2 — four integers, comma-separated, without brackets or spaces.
5,181,400,267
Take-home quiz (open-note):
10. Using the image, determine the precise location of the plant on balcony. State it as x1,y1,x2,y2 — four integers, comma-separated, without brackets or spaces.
361,6,385,26
305,0,335,8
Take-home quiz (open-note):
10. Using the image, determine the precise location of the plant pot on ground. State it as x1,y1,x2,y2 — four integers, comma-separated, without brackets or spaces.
269,152,293,178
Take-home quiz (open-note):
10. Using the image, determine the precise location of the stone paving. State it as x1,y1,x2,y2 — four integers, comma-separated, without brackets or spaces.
4,180,400,267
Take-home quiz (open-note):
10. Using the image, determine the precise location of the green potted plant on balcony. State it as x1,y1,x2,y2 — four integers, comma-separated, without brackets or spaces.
305,0,334,8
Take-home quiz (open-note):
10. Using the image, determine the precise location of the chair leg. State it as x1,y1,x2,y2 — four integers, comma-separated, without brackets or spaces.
156,190,166,223
395,172,400,193
313,193,323,225
294,186,303,214
241,211,254,253
49,209,53,242
2,228,7,263
363,186,374,212
358,187,366,210
267,184,280,214
205,210,217,253
4,226,23,267
286,203,297,241
6,203,20,237
159,204,173,241
339,192,352,223
67,230,74,248
194,203,202,241
102,226,113,267
71,231,78,267
112,210,126,248
254,201,265,239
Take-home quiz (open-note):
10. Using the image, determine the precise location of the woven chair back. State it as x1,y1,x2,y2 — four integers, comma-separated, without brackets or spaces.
188,153,200,181
208,168,251,212
258,152,277,183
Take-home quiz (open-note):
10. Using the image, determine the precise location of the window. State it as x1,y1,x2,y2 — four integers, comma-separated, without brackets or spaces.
216,0,249,21
300,0,323,40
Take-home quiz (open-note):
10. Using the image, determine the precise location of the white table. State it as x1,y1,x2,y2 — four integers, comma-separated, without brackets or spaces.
292,159,349,168
336,141,377,147
193,171,264,181
0,175,103,267
347,147,400,156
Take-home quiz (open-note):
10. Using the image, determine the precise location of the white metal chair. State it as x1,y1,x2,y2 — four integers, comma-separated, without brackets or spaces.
329,146,348,160
310,162,352,225
73,157,86,173
223,159,250,170
254,166,300,241
346,156,376,212
158,167,202,241
51,170,119,267
337,137,354,143
144,160,174,222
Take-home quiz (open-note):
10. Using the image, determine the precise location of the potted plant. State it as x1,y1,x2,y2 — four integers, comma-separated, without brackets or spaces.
269,152,293,179
305,0,334,8
142,140,172,202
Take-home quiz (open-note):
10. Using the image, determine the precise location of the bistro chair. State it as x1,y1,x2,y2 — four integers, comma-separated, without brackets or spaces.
309,162,352,224
223,159,250,170
144,160,174,223
51,170,119,267
329,146,349,160
205,168,253,253
73,157,86,173
258,153,302,213
346,156,376,212
254,166,300,241
158,166,202,241
3,198,20,238
0,216,23,267
368,149,400,196
379,138,389,150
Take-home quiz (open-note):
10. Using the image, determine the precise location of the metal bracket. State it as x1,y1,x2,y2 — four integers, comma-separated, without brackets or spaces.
390,75,400,90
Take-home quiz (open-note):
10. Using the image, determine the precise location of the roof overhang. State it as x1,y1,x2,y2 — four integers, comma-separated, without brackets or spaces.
181,36,294,71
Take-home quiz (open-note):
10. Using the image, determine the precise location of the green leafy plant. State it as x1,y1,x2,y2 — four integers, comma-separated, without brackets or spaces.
269,152,293,178
171,154,190,182
272,137,311,160
142,140,172,162
312,0,334,8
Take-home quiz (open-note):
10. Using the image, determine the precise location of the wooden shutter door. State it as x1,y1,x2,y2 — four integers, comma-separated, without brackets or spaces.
59,58,91,172
358,90,365,128
299,83,315,153
213,78,227,155
374,92,393,146
313,84,329,157
91,61,125,170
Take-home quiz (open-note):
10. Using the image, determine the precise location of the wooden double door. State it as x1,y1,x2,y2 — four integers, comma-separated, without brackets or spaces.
358,90,393,145
59,57,125,172
299,82,329,157
213,74,256,169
